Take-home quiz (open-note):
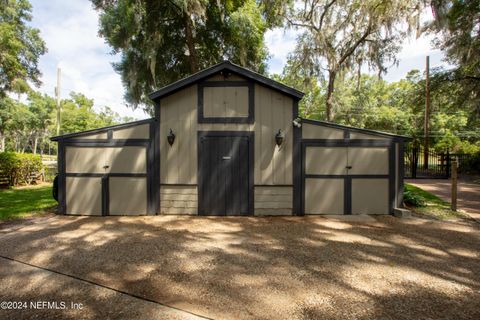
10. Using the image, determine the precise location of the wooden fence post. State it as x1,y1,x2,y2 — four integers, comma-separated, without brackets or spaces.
451,158,457,211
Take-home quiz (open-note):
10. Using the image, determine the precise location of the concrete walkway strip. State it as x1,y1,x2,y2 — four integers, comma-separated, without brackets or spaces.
0,255,209,320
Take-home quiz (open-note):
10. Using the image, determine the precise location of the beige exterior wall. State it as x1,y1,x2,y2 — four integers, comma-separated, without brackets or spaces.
109,177,147,215
112,123,150,139
351,179,389,214
160,85,198,184
302,123,344,139
160,185,197,214
254,186,292,215
159,81,294,186
66,177,102,215
253,84,293,185
203,86,249,118
71,132,107,140
305,178,344,214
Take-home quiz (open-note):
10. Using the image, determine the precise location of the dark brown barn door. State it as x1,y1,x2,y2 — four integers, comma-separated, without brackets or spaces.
199,135,250,215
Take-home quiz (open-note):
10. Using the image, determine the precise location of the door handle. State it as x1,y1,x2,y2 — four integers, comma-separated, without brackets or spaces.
222,156,231,160
346,166,352,169
103,165,110,169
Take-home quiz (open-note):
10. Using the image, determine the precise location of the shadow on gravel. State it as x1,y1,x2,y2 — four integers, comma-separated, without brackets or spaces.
0,215,479,319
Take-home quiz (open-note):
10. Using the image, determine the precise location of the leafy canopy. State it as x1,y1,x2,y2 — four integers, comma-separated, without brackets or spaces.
92,0,282,112
0,0,46,96
285,0,423,120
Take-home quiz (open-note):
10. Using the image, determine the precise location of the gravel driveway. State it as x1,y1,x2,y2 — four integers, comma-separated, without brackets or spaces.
0,215,479,319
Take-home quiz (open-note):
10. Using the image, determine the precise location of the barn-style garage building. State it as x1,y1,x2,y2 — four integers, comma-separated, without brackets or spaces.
51,61,409,216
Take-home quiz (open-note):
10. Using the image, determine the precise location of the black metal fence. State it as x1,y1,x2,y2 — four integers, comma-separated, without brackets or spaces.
405,144,450,178
405,144,476,179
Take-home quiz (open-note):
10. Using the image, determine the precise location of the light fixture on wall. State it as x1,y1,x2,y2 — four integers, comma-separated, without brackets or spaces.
292,117,302,128
275,129,284,146
167,129,175,146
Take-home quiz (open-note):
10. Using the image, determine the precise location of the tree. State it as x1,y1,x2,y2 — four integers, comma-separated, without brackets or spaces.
427,0,480,130
285,0,423,121
58,92,124,135
0,96,16,151
27,92,55,154
91,0,281,111
0,0,46,96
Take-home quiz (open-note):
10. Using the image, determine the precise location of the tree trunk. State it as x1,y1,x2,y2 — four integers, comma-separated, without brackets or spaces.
0,133,4,152
184,13,199,73
33,136,38,155
326,70,337,121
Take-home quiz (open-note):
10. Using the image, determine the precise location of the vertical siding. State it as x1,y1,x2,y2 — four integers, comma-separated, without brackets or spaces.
302,123,344,139
112,124,150,139
160,85,197,184
254,84,293,185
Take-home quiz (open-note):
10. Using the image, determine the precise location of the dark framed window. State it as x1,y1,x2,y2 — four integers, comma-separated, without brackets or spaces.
197,81,254,123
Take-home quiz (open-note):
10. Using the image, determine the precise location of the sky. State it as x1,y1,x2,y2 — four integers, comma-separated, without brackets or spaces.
29,0,447,119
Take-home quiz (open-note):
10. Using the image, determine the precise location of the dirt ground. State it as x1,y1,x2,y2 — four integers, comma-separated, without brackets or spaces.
0,215,479,320
406,179,480,221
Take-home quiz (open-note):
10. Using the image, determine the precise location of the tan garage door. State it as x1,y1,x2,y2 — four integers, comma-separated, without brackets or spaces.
65,145,148,215
66,177,102,215
66,146,146,174
351,179,389,214
304,145,391,215
109,177,147,215
305,178,344,214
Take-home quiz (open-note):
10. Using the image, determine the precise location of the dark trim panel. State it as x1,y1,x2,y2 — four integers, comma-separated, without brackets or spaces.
305,174,390,179
255,184,293,187
398,142,405,208
65,173,147,177
58,142,66,214
63,140,150,146
51,118,154,141
292,99,302,216
302,139,393,147
197,131,254,216
148,60,304,101
197,81,254,124
389,144,396,214
344,177,352,215
101,175,108,216
153,101,161,214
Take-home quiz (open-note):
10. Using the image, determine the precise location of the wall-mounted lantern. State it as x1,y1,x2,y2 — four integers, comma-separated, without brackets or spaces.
275,129,284,147
167,128,176,146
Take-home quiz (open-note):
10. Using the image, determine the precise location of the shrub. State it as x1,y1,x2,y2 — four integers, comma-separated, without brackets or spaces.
403,188,426,207
0,152,43,186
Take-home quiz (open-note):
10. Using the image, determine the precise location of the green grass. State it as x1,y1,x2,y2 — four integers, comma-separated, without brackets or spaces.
0,184,57,220
404,184,469,220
